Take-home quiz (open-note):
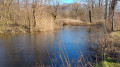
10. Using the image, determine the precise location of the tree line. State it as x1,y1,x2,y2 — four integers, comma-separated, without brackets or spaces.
0,0,119,33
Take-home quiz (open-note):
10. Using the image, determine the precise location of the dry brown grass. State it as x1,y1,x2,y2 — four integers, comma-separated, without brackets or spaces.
32,7,63,32
58,19,94,26
91,34,120,66
33,7,55,32
114,12,120,30
0,3,62,33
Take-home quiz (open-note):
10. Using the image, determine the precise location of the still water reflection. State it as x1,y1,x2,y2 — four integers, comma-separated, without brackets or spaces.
0,26,96,67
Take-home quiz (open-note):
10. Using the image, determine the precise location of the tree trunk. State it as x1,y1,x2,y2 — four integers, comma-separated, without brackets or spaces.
99,0,101,7
53,2,59,21
33,9,36,27
109,0,117,31
89,10,92,23
104,0,108,33
32,0,38,27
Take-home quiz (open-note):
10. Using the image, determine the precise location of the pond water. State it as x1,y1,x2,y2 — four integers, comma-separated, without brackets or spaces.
0,26,97,67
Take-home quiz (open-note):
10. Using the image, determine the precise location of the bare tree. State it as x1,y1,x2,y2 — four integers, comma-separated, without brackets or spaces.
88,0,95,23
99,0,103,7
104,0,108,33
50,0,60,20
32,0,38,27
109,0,118,31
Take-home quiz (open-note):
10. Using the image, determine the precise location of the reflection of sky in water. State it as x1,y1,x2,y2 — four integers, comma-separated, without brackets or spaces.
0,26,95,67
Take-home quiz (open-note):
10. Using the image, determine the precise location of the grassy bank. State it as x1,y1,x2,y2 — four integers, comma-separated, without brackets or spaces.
95,60,120,67
111,31,120,37
0,21,62,34
91,28,120,67
0,0,64,34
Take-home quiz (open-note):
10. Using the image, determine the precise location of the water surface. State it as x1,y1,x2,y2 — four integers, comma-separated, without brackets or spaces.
0,26,96,67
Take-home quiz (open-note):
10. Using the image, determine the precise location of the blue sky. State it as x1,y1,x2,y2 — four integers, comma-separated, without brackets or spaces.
62,0,74,3
61,0,74,4
60,0,87,5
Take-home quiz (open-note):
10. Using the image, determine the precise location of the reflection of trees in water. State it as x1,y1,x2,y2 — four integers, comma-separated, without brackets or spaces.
0,33,28,40
87,26,104,44
88,26,104,34
0,34,13,40
0,34,32,66
0,26,100,67
0,33,56,67
32,33,55,66
64,26,86,32
1,38,24,67
33,33,41,66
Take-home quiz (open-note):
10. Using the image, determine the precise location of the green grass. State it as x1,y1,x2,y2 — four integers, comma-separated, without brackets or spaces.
95,57,120,67
111,31,120,37
95,61,120,67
